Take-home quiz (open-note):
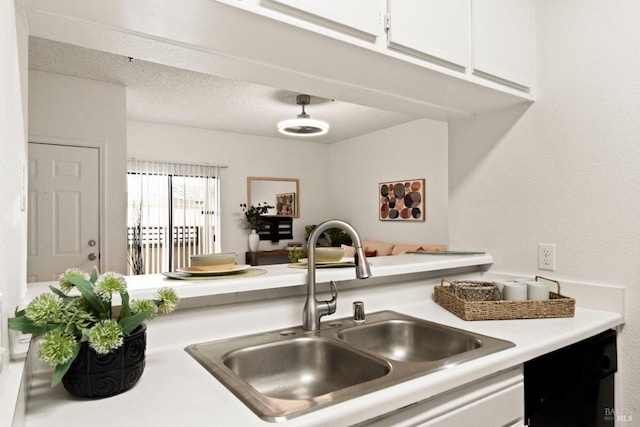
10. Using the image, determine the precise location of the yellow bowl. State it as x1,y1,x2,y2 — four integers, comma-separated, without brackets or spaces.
314,247,345,263
190,252,237,266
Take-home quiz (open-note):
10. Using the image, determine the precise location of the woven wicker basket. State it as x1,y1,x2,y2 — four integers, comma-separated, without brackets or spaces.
434,276,575,321
448,280,501,301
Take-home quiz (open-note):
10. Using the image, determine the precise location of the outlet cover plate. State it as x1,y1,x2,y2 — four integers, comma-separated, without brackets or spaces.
538,243,556,271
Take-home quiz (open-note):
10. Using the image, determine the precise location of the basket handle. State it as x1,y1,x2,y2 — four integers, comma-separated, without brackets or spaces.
440,278,462,297
440,278,454,287
535,276,561,294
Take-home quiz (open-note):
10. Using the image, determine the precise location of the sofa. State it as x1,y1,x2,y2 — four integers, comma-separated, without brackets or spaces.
342,240,447,257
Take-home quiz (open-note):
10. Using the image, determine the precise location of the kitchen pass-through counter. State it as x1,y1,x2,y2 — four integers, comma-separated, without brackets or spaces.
18,254,624,426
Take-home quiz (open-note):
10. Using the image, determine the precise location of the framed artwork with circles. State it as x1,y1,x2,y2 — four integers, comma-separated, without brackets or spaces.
379,179,425,221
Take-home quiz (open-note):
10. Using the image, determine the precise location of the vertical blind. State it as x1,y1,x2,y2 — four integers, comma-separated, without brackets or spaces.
127,160,222,274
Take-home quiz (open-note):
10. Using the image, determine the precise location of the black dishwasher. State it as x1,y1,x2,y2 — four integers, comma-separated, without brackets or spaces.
524,329,617,427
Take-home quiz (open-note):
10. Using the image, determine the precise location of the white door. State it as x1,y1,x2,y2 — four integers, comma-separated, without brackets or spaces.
27,143,100,282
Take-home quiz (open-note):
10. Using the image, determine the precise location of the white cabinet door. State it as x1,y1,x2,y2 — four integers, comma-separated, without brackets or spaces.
261,0,384,39
387,0,471,70
472,0,534,89
362,367,524,427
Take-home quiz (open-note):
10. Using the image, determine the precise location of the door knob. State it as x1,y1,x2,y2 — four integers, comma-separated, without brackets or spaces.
88,253,97,261
88,239,96,247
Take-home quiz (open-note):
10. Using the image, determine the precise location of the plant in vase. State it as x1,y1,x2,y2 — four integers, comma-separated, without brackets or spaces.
240,202,274,230
240,202,274,252
8,267,178,397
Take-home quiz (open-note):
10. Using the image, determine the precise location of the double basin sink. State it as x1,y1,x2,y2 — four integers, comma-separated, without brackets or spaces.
185,310,514,422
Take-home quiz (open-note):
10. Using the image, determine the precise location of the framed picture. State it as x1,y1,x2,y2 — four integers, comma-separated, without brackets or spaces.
379,179,425,221
276,192,296,216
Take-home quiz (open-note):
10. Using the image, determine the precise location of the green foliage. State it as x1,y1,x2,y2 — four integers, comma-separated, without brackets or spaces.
240,202,274,230
287,247,308,263
52,345,80,387
8,267,178,387
304,224,317,237
304,225,353,247
326,228,353,247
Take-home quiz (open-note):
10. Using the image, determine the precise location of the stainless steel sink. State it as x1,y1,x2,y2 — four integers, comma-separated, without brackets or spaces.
185,310,514,422
337,319,481,362
222,337,390,400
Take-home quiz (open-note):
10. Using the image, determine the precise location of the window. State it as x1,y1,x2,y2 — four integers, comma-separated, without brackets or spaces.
127,160,221,274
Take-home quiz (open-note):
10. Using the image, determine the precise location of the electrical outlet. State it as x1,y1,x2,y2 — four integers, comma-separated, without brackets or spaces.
538,244,556,271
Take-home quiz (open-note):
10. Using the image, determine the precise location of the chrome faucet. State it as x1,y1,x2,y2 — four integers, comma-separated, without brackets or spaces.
302,219,371,331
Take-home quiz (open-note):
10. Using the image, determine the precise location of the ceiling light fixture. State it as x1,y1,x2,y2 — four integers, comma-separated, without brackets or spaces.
278,94,329,137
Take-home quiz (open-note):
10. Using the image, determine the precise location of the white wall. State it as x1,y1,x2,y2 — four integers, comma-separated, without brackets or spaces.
0,0,28,327
28,70,128,273
0,0,29,422
128,118,449,257
127,120,333,256
449,1,640,414
329,118,449,246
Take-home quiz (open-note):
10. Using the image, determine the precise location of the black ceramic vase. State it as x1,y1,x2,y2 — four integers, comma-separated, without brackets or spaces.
62,323,147,398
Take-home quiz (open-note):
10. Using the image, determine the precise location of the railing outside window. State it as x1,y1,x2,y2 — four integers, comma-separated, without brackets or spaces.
126,225,215,275
127,160,222,275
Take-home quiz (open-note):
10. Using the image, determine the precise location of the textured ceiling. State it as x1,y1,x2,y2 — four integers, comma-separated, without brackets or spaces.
28,37,420,143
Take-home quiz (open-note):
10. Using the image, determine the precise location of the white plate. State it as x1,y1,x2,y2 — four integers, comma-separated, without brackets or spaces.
176,264,251,276
298,257,355,265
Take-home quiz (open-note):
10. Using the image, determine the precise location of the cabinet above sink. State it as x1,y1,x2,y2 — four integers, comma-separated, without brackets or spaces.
23,0,534,123
260,0,535,92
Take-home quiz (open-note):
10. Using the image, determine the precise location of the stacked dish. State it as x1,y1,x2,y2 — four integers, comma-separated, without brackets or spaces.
176,252,249,276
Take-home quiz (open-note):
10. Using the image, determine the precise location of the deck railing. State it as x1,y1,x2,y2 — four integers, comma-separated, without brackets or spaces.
127,225,214,274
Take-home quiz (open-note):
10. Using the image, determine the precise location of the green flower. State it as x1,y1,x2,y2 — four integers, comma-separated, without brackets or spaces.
25,294,63,326
88,320,123,354
131,299,158,319
59,268,89,293
155,287,179,313
94,272,127,301
38,329,78,366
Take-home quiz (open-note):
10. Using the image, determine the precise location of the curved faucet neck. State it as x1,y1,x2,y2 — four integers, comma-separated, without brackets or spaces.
303,219,371,331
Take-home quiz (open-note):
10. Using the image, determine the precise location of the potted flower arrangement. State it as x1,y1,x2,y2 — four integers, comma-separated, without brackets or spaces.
240,202,274,252
8,267,178,397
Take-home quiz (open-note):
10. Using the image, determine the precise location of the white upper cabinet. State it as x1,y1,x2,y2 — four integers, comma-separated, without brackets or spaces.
22,0,535,122
258,0,534,93
260,0,385,40
386,0,471,71
472,0,534,90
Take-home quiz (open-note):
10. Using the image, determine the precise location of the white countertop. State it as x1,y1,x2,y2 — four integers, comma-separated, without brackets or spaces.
125,253,495,300
22,255,624,427
24,253,494,303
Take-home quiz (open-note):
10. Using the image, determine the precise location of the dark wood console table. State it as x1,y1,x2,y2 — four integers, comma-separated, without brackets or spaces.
245,250,289,266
